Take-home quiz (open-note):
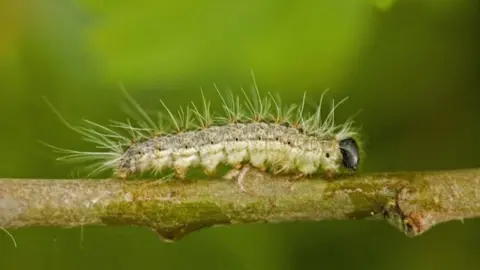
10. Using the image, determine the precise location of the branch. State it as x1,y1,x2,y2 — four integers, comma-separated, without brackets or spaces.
1,168,479,241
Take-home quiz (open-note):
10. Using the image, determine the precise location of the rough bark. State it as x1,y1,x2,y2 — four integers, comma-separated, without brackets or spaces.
0,168,479,241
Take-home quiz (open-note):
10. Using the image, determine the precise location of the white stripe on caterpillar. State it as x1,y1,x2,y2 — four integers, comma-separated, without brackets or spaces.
44,77,362,180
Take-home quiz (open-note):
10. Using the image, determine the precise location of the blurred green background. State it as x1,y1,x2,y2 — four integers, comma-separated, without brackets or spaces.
1,0,479,269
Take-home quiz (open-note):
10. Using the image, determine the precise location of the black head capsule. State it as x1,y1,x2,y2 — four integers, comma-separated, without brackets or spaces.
339,137,360,171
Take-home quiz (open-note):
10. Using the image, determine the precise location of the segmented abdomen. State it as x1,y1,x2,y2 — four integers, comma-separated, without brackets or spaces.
114,122,341,178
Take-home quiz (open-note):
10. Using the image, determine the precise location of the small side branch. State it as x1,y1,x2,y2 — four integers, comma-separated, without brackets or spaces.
0,169,479,241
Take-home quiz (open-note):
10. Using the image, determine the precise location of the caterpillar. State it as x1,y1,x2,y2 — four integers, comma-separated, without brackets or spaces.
45,77,362,184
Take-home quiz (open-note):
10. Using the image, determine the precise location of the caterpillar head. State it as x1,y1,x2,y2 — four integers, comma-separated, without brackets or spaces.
339,137,360,171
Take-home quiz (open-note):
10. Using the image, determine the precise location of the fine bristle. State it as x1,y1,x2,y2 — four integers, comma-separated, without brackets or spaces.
44,77,360,178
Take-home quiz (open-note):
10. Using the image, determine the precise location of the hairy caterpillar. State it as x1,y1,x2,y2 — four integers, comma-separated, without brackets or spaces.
45,77,362,184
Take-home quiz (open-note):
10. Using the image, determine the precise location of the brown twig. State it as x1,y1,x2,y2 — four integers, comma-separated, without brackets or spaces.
0,168,479,241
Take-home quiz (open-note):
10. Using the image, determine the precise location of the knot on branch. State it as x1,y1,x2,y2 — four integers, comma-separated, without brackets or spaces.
382,185,435,237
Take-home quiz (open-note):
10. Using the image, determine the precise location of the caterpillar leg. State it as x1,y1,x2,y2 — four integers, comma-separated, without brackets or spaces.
325,169,334,180
258,165,267,172
174,167,187,179
324,168,343,181
203,168,217,177
233,163,243,170
223,167,240,180
113,168,130,180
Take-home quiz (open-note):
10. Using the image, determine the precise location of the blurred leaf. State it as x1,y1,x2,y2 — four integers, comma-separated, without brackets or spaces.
80,0,372,87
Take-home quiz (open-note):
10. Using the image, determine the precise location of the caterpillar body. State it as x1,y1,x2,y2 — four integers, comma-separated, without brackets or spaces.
46,79,362,181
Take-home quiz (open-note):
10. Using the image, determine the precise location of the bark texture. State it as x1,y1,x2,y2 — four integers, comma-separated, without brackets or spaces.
0,168,479,241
